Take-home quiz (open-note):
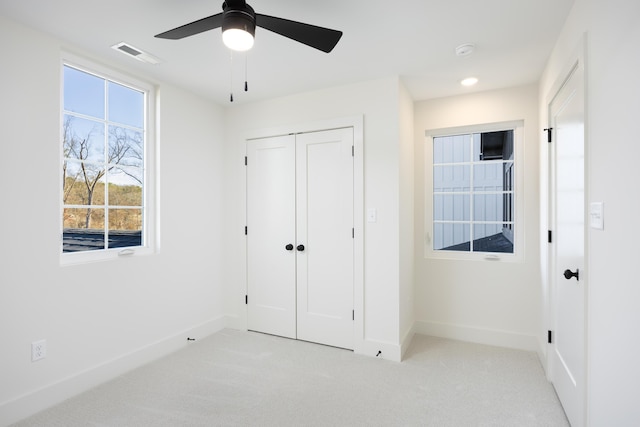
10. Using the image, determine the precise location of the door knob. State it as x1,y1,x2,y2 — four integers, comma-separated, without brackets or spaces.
296,244,305,252
285,244,294,251
563,269,579,281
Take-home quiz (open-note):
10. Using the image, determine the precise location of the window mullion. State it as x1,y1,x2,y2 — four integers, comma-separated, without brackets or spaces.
469,134,474,253
104,79,110,248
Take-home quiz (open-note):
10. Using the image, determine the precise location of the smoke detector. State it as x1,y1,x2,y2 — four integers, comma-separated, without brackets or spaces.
455,43,476,57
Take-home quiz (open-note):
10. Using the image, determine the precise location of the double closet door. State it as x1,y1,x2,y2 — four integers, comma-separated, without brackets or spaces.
246,128,354,350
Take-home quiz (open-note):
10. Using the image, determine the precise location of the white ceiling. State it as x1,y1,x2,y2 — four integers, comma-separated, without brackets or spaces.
0,0,574,105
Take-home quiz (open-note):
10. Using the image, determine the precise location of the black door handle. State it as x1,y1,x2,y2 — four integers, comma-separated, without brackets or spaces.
564,269,579,281
285,244,294,251
296,244,305,252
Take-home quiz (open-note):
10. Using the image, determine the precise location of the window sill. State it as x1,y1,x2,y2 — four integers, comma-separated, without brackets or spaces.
60,246,155,266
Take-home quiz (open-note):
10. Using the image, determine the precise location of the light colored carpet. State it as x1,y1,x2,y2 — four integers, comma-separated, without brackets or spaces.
13,329,569,426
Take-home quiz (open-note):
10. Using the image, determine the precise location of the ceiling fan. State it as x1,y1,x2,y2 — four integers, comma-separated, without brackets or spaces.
155,0,343,53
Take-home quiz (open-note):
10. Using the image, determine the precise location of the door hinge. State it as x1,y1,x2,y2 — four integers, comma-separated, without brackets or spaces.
245,295,248,305
352,146,354,157
352,228,354,238
548,230,552,243
245,226,248,235
544,127,553,143
548,330,553,344
244,156,247,165
352,310,354,321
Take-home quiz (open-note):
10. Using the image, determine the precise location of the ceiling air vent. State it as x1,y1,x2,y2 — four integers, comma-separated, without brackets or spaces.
111,42,161,65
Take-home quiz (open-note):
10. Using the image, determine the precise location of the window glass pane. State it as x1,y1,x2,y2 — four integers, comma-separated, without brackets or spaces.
108,126,143,168
108,207,142,248
63,115,105,163
473,163,505,191
63,161,105,205
109,208,142,231
63,66,105,119
434,135,470,164
63,229,105,252
473,224,513,253
450,134,469,163
434,194,470,221
108,229,142,249
434,165,470,192
62,208,105,252
474,194,502,222
108,82,144,128
434,223,470,251
108,168,143,206
475,130,514,161
63,207,103,229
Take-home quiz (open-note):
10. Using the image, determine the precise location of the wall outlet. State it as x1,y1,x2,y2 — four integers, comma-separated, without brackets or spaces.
32,340,46,362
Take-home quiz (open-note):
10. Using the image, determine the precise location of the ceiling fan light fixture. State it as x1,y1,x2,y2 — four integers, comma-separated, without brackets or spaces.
223,28,254,51
221,3,256,51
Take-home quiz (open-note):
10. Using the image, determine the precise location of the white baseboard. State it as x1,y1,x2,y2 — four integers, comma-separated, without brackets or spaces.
355,337,403,362
414,320,539,352
0,316,226,427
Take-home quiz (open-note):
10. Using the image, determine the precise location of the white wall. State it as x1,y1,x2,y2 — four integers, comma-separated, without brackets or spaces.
413,85,542,352
0,17,227,425
221,77,407,360
398,82,416,354
539,0,640,424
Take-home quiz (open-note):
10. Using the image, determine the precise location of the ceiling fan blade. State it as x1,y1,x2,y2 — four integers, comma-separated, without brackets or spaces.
255,14,342,53
155,13,224,40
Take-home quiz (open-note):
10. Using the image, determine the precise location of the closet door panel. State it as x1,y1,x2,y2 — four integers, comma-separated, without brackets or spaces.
296,128,354,349
246,135,296,339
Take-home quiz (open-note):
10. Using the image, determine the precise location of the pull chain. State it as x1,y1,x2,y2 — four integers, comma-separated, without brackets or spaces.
229,50,234,102
244,53,249,92
230,51,249,101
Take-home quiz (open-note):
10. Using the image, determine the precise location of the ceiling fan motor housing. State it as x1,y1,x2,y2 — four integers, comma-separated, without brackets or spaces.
222,1,256,37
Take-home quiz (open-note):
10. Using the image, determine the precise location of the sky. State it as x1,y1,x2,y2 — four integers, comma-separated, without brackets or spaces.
63,65,145,188
63,65,144,129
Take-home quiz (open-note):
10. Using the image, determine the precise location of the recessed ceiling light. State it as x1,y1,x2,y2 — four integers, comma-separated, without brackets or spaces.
461,77,479,87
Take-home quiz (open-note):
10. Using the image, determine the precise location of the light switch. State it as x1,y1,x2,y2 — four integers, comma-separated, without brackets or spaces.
590,202,604,230
367,208,377,223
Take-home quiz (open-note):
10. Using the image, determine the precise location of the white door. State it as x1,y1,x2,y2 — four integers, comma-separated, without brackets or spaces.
246,129,354,349
246,135,296,339
296,128,354,349
549,59,586,426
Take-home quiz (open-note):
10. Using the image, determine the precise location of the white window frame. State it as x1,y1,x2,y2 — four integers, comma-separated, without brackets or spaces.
60,53,157,265
424,121,524,262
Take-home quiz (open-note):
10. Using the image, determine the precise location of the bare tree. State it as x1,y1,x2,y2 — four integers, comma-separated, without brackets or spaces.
62,116,81,203
108,125,143,184
63,116,143,229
